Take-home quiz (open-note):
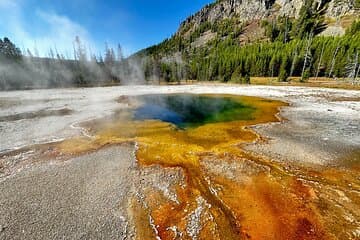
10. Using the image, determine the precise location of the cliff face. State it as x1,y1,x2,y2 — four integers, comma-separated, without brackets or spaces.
177,0,357,38
276,0,355,18
136,0,359,63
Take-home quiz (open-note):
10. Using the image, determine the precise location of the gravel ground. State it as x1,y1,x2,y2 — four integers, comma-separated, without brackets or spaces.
0,85,359,239
0,143,185,240
245,91,360,166
0,145,136,240
1,85,359,157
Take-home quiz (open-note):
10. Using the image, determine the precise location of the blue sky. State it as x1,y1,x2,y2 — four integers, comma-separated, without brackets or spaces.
0,0,213,57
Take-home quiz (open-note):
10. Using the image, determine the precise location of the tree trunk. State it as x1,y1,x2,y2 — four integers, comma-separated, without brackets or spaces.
301,34,313,82
328,43,340,79
315,42,325,81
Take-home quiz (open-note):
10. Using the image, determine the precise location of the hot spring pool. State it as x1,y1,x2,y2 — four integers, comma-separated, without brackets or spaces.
133,94,256,128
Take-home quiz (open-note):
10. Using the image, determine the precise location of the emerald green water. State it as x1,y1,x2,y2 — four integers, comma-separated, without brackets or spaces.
134,94,256,128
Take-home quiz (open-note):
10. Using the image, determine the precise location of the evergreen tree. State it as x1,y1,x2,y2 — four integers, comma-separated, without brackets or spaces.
0,37,22,59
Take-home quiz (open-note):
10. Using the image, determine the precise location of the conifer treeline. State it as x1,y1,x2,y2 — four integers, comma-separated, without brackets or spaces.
139,0,360,84
187,31,360,82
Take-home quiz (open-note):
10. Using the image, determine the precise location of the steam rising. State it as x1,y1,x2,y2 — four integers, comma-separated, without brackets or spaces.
0,36,147,90
0,1,147,90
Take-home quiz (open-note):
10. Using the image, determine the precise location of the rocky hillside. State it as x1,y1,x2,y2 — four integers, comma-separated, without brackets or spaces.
177,0,357,47
135,0,359,83
181,0,356,25
139,0,358,56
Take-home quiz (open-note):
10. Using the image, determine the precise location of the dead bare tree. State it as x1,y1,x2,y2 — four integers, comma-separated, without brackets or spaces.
26,49,33,58
284,15,289,43
290,46,298,77
33,42,39,58
72,42,77,61
328,42,341,79
301,33,313,82
54,45,61,60
74,36,87,63
356,60,360,84
315,42,325,81
48,48,55,59
117,44,124,62
345,51,359,85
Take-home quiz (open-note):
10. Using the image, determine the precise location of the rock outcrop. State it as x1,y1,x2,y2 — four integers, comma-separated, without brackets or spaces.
178,0,358,37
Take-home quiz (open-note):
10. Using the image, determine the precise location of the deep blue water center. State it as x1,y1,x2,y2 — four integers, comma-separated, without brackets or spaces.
134,94,256,128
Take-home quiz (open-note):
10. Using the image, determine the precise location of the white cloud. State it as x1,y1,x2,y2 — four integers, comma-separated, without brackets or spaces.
34,10,95,57
0,2,97,58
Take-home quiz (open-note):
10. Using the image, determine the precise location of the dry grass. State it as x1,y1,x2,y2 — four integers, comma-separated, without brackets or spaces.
158,78,360,90
101,79,360,90
325,14,358,28
248,77,360,90
340,14,359,29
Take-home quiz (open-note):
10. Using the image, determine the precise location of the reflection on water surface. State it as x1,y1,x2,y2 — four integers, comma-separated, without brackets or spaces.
134,94,255,128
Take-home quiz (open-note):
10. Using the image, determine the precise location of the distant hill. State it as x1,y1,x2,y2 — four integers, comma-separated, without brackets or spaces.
135,0,360,84
175,0,357,45
1,0,359,90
